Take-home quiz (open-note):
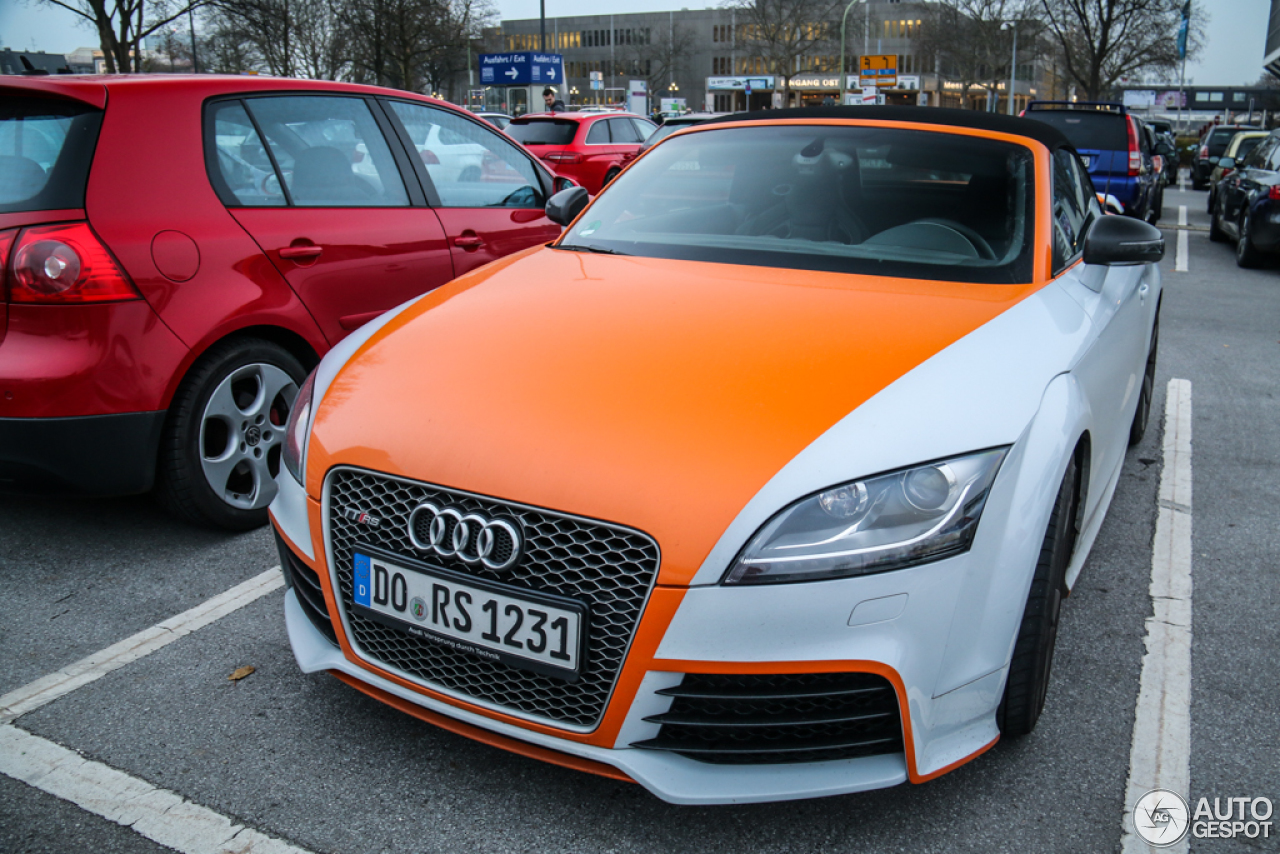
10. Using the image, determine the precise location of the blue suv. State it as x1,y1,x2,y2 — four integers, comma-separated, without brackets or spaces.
1022,101,1163,224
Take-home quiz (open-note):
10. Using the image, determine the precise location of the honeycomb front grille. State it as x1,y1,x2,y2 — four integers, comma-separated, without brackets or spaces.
325,467,660,729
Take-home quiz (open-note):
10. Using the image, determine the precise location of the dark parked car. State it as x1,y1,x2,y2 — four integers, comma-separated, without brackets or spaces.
1022,101,1161,223
0,75,566,529
1209,129,1280,267
1206,130,1268,213
506,111,657,193
640,112,730,151
1193,124,1255,190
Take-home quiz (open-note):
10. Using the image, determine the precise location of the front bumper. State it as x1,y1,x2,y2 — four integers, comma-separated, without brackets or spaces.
285,586,919,803
275,492,1008,804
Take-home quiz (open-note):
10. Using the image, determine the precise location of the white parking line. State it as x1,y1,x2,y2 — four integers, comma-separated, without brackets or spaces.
1120,379,1193,854
1177,205,1187,227
0,568,283,724
0,724,312,854
1175,229,1189,272
0,566,310,853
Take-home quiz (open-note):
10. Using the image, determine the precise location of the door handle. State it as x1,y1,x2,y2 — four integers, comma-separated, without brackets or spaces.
279,244,323,260
453,233,483,250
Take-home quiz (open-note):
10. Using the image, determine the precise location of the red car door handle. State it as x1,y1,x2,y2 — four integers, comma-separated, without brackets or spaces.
279,245,323,260
453,234,483,250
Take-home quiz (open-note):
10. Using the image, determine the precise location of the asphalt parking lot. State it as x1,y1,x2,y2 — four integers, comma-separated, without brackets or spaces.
2,181,1277,853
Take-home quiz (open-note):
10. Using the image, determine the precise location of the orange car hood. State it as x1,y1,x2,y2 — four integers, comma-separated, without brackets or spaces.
309,248,1040,586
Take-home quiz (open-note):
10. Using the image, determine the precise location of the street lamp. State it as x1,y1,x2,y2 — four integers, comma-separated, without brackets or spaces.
570,86,579,105
839,0,860,107
1001,21,1018,116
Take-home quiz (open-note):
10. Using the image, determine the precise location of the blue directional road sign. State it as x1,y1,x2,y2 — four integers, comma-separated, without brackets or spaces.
479,52,565,87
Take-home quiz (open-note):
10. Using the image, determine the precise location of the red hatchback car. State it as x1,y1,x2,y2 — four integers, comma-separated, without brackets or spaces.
506,111,656,194
0,75,565,529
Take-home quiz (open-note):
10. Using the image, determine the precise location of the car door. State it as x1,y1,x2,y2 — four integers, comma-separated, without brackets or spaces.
209,95,453,345
1223,137,1275,230
382,100,561,278
1050,149,1150,489
580,117,618,190
606,117,647,170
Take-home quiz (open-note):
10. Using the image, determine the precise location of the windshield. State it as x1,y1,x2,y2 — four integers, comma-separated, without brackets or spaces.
507,119,577,145
1208,128,1244,156
560,124,1036,284
1023,111,1126,150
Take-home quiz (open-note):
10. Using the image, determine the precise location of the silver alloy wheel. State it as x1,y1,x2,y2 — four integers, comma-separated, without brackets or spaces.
198,362,298,511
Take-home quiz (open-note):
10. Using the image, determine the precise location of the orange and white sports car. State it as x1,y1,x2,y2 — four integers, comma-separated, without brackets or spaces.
270,107,1164,804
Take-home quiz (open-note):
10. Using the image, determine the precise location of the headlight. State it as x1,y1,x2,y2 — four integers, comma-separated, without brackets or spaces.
282,369,317,485
722,448,1008,585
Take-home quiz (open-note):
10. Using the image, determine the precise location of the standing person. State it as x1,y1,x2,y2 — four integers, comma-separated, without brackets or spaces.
543,87,566,113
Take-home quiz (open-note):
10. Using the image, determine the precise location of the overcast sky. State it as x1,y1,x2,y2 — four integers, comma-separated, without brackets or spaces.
0,0,1271,87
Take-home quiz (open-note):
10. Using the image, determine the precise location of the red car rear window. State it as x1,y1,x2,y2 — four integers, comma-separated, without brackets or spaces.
507,119,578,146
0,97,102,214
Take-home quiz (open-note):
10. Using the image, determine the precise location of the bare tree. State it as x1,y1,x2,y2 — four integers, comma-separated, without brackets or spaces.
918,0,1042,109
33,0,209,72
723,0,841,104
620,22,697,109
1039,0,1207,101
206,0,347,79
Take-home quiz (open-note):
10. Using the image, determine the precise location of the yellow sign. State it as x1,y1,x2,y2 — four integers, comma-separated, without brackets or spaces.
859,54,898,88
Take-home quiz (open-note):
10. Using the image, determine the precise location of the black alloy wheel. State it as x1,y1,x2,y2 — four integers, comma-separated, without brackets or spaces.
997,454,1079,736
1129,314,1159,447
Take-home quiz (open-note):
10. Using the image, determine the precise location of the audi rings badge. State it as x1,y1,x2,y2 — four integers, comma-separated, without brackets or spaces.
408,502,522,572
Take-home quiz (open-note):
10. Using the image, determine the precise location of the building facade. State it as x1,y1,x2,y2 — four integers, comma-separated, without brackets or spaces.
483,2,1041,115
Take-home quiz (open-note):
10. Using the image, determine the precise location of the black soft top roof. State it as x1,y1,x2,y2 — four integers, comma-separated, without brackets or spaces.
701,105,1071,151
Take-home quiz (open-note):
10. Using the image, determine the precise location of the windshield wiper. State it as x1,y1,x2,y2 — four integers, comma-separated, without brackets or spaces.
553,243,630,256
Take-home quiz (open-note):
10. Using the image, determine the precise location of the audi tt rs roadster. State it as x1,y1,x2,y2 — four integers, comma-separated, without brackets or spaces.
269,107,1164,804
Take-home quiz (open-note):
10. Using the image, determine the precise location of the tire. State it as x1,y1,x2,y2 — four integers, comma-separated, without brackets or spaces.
1129,314,1159,446
155,338,306,531
1208,203,1227,242
1236,212,1263,268
603,167,620,188
997,454,1079,737
1206,188,1215,215
1147,186,1162,225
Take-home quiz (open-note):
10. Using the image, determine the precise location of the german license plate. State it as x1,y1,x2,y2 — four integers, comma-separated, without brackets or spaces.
351,547,586,681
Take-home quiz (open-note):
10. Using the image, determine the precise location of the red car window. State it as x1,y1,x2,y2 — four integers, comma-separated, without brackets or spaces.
243,96,409,208
585,120,610,144
386,101,544,209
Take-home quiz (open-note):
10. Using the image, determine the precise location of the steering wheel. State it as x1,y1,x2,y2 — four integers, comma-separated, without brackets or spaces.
911,218,997,260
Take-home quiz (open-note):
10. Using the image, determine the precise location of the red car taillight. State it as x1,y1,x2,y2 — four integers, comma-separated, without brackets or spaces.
1127,116,1142,177
8,223,141,304
420,149,440,165
1198,144,1208,160
1268,185,1280,201
543,152,582,164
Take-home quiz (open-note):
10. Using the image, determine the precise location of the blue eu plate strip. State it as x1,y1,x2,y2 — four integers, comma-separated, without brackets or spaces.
354,553,371,607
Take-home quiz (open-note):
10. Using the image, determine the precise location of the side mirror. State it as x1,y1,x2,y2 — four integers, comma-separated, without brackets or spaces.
1083,214,1164,266
1156,141,1175,157
545,186,589,226
1218,156,1235,171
